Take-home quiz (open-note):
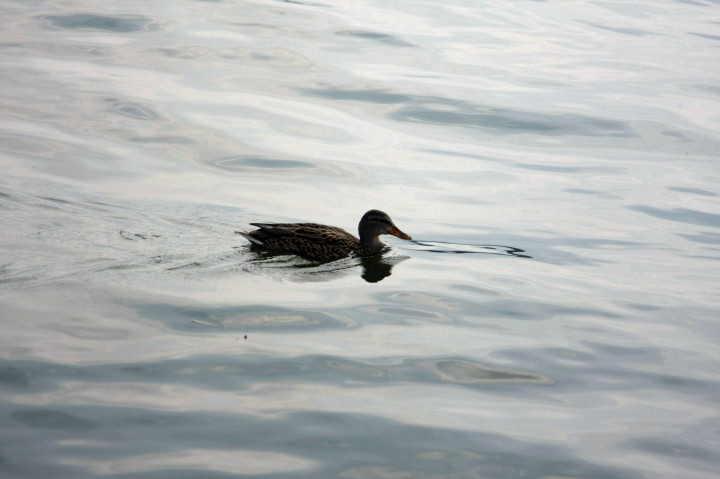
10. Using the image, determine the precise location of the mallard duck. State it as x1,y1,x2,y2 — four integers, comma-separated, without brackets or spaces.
237,209,412,262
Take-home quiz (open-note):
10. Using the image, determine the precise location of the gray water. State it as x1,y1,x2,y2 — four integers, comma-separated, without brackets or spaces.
1,1,719,478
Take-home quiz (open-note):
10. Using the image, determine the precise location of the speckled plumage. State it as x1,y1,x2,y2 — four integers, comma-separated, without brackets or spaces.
237,210,411,262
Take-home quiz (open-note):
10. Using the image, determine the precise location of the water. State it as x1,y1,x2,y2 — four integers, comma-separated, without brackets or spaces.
1,1,719,478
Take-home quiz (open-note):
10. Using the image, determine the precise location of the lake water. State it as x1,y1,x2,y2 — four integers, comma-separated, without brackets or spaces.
1,1,719,478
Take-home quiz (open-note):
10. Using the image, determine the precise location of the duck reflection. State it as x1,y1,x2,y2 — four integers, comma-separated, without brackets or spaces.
239,247,408,283
359,253,407,283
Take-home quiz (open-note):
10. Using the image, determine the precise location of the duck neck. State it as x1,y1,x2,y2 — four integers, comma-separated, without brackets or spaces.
359,232,383,254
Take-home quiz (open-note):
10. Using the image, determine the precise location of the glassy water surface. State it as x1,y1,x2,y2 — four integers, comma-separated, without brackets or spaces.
1,1,719,478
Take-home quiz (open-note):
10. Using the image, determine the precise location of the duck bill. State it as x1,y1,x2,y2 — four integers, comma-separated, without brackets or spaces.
388,225,412,241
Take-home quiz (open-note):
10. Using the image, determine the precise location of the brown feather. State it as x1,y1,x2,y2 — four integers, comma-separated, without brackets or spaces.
237,211,410,262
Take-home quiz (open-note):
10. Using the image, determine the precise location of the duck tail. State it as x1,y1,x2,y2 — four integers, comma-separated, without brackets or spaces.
235,230,264,245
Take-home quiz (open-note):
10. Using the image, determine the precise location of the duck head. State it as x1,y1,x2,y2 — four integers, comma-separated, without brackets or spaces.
358,210,411,252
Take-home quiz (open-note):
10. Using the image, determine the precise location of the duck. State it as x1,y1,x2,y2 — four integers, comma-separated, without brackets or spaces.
237,209,412,262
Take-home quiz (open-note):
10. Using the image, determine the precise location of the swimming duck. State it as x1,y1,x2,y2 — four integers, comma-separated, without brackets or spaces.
237,209,412,262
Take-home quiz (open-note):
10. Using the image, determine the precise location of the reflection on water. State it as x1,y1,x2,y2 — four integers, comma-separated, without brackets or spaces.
233,239,528,283
359,254,404,283
240,247,410,283
2,0,720,478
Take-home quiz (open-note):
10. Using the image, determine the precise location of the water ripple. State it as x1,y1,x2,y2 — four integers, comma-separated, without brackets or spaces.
336,30,416,47
300,87,634,136
628,205,720,228
41,13,163,33
408,240,531,258
208,155,314,171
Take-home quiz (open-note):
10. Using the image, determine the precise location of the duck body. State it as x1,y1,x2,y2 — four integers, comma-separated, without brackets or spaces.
237,210,411,262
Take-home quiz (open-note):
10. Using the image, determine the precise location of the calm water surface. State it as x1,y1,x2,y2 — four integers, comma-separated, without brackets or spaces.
1,1,719,478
